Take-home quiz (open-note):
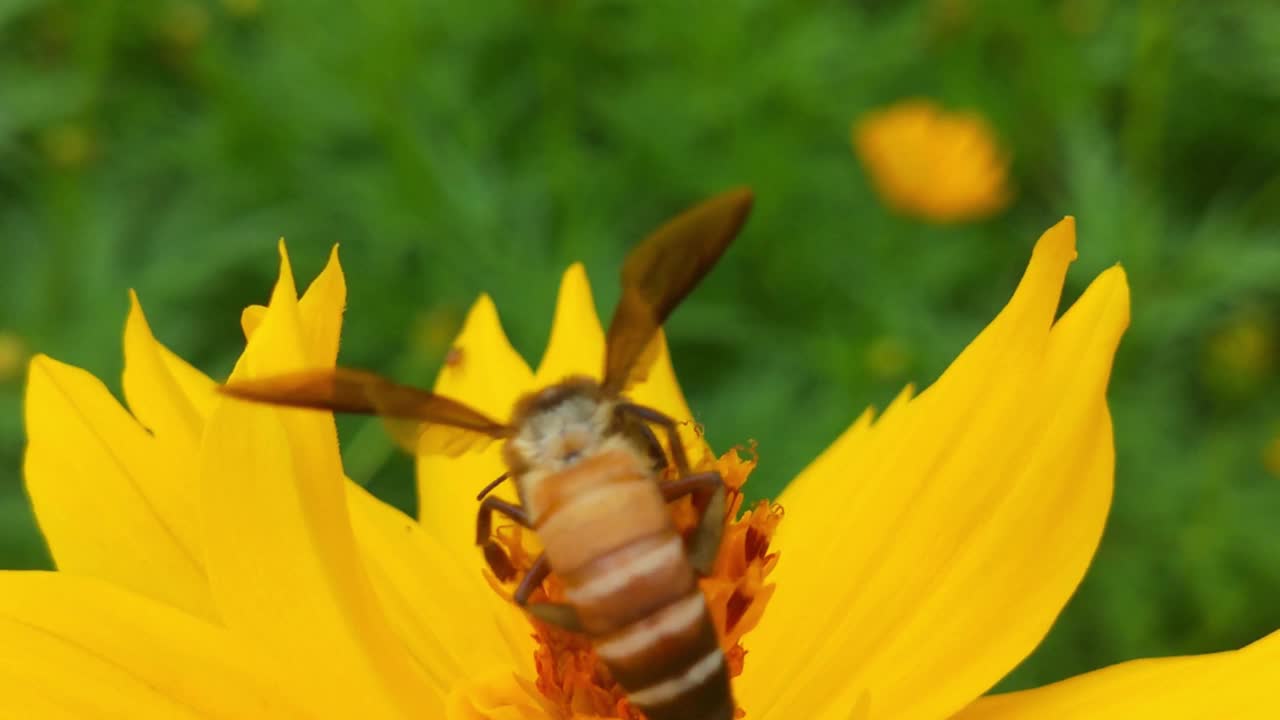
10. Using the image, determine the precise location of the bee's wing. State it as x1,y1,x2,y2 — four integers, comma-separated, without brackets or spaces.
220,367,511,457
602,187,754,395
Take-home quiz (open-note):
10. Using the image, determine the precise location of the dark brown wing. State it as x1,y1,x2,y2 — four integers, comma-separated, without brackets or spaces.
219,367,512,456
602,187,754,395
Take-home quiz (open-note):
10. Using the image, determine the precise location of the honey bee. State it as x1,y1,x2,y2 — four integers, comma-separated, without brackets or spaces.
220,188,754,720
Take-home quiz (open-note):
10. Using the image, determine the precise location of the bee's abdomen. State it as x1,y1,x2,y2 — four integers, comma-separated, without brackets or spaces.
559,533,730,720
533,451,733,719
599,592,732,720
550,518,730,719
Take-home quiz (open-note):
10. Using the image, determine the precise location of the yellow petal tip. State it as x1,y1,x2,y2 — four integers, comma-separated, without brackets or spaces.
125,289,150,329
322,244,343,275
1095,264,1132,329
124,290,150,342
240,305,267,341
270,240,299,307
275,238,293,278
552,262,599,330
26,352,54,374
561,261,589,287
1035,216,1078,264
464,293,500,329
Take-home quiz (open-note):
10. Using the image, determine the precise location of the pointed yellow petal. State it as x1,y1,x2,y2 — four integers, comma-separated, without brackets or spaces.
534,263,606,386
24,354,214,620
349,483,535,697
241,304,266,340
955,630,1280,719
123,290,218,446
430,293,534,420
204,244,437,717
240,247,345,361
297,245,346,366
417,294,533,560
0,572,322,718
741,219,1131,720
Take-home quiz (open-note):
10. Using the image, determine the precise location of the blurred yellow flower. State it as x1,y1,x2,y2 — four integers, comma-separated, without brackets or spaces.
222,0,261,18
39,123,95,170
865,334,911,380
161,1,210,53
853,99,1012,222
1265,432,1280,479
0,331,27,383
1204,310,1274,399
10,221,1280,718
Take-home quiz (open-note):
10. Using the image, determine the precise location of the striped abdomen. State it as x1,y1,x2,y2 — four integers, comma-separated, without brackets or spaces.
526,449,733,720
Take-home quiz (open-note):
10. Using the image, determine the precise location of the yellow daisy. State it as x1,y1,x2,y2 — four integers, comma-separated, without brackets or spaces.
14,219,1280,719
853,99,1012,223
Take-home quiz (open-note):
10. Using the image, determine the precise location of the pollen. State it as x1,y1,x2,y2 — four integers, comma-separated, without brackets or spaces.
486,446,782,719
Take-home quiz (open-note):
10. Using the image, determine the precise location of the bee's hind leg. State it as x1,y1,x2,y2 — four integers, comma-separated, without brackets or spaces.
515,553,583,633
616,403,726,574
661,472,726,577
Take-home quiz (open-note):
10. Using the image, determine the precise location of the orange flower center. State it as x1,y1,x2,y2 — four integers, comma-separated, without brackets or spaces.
486,446,782,719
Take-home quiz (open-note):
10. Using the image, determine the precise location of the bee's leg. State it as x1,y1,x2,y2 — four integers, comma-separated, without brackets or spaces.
661,471,726,576
475,471,510,501
631,418,669,472
476,496,529,581
616,403,691,476
514,553,583,633
475,496,529,544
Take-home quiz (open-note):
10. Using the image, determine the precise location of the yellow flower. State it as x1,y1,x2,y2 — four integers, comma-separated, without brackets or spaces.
222,0,261,19
12,221,1280,719
1265,431,1280,479
39,123,95,171
854,99,1011,222
0,331,27,383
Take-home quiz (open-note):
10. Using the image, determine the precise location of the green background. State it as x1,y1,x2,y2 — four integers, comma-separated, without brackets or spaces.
2,0,1278,694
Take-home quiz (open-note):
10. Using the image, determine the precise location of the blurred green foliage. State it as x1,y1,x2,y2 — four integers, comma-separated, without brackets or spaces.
1,0,1278,693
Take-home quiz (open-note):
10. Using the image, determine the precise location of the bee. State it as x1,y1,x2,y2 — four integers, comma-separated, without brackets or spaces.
221,188,754,720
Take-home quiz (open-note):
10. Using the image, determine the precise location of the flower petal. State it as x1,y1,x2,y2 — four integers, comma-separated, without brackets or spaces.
534,263,606,387
740,219,1131,720
24,354,215,620
239,246,344,353
349,481,535,696
0,572,321,719
297,246,346,366
123,290,218,448
954,630,1280,719
447,668,552,720
202,244,436,717
417,294,533,560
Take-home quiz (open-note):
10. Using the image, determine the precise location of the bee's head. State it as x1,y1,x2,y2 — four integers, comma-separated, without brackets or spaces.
504,376,613,473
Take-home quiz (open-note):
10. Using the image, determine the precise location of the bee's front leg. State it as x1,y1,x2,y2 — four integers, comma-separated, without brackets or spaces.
661,471,726,576
514,553,583,633
475,495,529,544
475,496,530,581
